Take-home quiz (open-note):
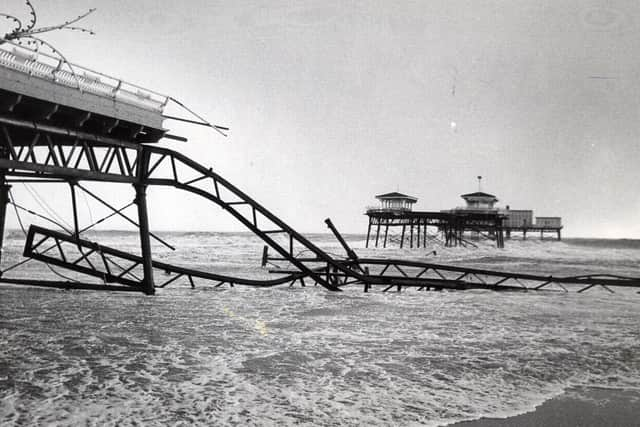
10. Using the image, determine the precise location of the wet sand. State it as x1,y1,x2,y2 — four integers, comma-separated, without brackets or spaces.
452,387,640,427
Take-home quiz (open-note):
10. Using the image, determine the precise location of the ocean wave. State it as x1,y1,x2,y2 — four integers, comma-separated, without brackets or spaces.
1,233,639,425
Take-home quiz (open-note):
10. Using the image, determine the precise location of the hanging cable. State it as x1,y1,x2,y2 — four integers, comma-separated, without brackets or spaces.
1,201,135,275
23,183,72,230
8,189,79,283
79,185,110,285
8,200,73,234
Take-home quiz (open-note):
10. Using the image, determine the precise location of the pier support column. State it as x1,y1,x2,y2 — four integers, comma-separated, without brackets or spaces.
423,223,427,247
443,225,450,247
375,220,381,248
383,223,389,248
135,149,155,295
69,181,80,238
365,219,372,248
417,221,421,248
400,225,406,248
0,176,11,270
410,223,414,248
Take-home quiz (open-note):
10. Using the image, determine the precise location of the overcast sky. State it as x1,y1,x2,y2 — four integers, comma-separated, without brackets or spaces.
4,0,640,237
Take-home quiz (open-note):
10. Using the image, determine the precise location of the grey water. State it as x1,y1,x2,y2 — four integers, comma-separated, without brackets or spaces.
1,231,639,426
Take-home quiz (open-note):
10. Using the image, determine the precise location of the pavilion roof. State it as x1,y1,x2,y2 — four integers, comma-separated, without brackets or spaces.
375,192,418,202
460,191,497,200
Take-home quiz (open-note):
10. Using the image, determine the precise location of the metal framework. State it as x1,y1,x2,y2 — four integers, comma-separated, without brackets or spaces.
365,210,506,249
262,219,640,293
0,114,638,295
0,114,370,292
0,35,637,296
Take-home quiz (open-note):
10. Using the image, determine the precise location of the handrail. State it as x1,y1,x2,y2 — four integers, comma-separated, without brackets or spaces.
0,40,169,113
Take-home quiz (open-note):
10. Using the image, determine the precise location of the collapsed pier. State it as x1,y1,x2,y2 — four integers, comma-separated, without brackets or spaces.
0,40,638,295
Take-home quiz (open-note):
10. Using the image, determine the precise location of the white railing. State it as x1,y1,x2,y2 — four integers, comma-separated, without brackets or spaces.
0,40,169,114
452,206,499,212
365,206,413,213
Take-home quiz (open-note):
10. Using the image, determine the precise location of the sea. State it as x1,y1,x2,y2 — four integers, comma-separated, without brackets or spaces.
1,230,639,426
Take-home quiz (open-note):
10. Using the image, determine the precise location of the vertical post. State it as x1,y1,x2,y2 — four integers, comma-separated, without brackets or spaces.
363,266,370,292
557,229,561,241
410,223,414,248
423,223,427,247
135,147,155,295
69,181,80,238
0,175,11,270
383,222,389,248
443,224,449,247
400,224,406,248
375,219,381,248
417,220,421,248
365,217,372,248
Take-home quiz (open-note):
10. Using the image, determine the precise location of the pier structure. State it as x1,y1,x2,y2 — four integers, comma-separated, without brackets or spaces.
0,40,174,295
503,208,562,241
0,40,398,294
0,39,634,296
0,40,360,294
365,192,505,249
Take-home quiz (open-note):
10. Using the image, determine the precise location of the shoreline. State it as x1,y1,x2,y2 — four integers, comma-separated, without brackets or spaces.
449,386,640,427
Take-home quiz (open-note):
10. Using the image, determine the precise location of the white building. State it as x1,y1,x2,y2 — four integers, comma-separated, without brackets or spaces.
373,192,418,212
459,192,498,211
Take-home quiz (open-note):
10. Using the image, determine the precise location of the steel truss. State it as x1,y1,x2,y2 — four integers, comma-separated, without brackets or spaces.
263,225,640,294
1,115,639,295
326,259,640,293
23,225,303,290
0,115,368,292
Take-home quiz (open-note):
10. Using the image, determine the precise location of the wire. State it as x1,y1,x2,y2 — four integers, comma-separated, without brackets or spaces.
23,183,72,230
8,189,79,283
80,185,94,238
8,200,73,234
0,201,134,275
79,188,111,285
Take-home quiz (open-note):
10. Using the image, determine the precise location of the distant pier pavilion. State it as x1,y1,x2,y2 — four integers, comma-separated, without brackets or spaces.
365,186,563,249
450,190,563,241
365,192,506,249
375,192,417,211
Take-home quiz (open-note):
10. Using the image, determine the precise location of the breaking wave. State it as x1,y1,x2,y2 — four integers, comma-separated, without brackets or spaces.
1,232,639,425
